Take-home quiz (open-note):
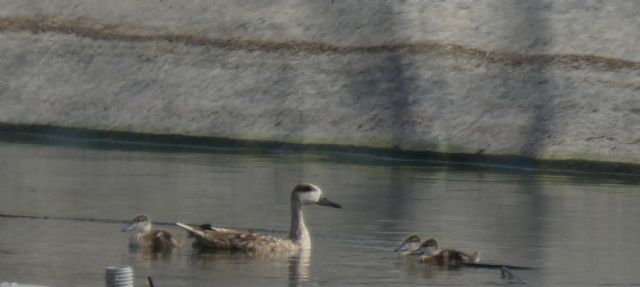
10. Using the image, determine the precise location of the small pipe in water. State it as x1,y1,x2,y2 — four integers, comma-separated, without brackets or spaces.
105,266,133,287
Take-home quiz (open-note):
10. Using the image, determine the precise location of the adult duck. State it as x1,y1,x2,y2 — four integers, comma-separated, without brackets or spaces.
176,183,341,252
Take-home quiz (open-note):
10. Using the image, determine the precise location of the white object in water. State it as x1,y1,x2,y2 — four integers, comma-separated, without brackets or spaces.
105,265,134,287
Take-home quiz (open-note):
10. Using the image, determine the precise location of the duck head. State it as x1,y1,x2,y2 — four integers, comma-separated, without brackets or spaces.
394,234,422,253
291,183,341,208
411,238,440,256
122,214,152,233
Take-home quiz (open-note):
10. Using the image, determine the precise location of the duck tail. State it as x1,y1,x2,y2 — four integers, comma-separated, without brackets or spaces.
170,233,182,247
468,251,480,263
176,222,206,238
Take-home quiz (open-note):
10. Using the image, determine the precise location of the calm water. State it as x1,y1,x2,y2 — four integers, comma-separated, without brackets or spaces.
1,134,639,287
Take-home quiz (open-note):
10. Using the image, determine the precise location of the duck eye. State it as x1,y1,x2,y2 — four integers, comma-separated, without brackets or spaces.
297,184,314,192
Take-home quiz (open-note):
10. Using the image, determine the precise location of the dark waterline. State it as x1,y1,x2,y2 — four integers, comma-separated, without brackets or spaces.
1,125,639,176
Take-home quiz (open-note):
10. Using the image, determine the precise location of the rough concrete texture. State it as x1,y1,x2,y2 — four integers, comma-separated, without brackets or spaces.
0,0,638,166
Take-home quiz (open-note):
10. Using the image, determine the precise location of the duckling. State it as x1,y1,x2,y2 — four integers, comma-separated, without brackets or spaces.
176,183,341,252
394,234,423,256
122,214,180,251
411,238,479,266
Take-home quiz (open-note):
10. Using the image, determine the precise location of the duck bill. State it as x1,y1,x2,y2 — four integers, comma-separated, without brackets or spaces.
394,243,408,252
410,249,424,256
121,223,135,232
316,197,342,208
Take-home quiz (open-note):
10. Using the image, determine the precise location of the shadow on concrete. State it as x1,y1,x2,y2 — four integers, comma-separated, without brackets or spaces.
348,51,417,147
494,0,551,269
330,1,418,226
504,1,554,158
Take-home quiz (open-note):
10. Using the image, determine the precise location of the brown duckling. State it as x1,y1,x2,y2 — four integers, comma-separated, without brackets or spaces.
122,214,180,252
394,234,423,256
411,238,479,266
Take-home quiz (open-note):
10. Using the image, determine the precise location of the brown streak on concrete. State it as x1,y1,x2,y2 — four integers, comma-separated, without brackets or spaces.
1,16,639,71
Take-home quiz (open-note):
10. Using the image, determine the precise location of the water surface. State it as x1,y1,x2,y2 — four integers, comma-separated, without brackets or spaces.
1,134,639,286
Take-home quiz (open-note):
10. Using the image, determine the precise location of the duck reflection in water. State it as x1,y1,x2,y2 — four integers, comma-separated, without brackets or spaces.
288,250,311,287
183,247,312,287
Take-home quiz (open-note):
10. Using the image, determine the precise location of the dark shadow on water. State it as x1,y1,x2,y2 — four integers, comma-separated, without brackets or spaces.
378,166,427,235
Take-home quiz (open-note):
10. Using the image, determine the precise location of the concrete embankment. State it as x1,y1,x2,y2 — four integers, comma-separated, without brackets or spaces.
0,1,638,173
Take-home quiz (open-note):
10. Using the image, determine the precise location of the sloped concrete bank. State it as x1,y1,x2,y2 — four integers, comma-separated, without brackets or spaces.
0,1,638,173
